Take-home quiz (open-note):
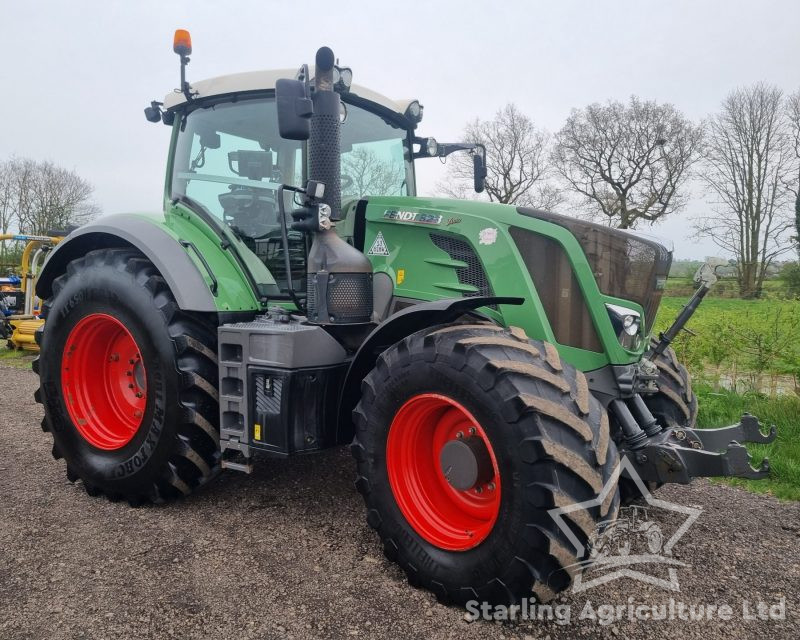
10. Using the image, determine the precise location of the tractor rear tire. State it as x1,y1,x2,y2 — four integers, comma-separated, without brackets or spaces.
644,337,698,430
33,248,220,504
351,323,620,606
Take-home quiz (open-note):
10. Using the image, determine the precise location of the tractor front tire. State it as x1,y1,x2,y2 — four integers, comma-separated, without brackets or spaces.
351,324,620,606
33,248,220,504
644,337,698,430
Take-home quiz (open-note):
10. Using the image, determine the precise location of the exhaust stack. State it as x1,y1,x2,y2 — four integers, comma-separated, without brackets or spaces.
305,47,373,325
309,47,342,221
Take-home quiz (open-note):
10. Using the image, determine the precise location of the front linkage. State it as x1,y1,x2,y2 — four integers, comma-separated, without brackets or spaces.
615,263,776,486
625,415,775,485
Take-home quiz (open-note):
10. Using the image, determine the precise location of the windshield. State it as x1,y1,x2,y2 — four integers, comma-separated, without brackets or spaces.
171,95,413,241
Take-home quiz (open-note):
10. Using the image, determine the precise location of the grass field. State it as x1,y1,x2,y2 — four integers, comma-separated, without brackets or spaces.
696,386,800,500
654,296,800,384
655,294,800,500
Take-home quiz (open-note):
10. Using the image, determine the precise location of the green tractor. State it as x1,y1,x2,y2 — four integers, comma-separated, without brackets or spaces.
33,35,775,607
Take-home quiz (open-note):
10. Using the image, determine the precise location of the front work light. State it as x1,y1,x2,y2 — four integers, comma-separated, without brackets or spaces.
405,100,424,123
333,66,352,92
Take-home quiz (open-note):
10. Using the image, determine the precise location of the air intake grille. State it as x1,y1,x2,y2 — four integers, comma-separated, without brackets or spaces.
328,273,373,322
307,272,373,324
430,233,494,301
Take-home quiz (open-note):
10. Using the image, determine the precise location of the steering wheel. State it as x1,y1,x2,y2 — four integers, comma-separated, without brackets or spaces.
219,188,278,239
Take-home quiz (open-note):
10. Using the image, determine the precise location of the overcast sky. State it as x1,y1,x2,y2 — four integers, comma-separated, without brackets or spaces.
1,0,798,259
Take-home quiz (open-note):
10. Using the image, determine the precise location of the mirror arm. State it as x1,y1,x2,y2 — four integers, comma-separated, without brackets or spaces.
411,139,485,160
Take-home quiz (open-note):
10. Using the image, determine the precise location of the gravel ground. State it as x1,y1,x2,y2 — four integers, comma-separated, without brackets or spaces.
1,363,798,640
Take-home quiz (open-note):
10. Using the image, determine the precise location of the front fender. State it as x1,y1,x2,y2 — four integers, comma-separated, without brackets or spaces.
336,295,524,442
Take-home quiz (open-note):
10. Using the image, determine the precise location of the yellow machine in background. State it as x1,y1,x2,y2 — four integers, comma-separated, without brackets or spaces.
0,234,63,351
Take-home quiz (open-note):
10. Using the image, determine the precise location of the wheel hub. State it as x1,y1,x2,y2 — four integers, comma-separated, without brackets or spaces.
439,436,493,491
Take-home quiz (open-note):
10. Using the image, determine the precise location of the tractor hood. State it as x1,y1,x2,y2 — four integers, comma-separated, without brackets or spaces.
360,196,671,367
516,207,673,328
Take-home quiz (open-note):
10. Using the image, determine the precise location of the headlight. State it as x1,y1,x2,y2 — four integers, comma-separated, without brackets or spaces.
606,303,642,350
426,137,438,156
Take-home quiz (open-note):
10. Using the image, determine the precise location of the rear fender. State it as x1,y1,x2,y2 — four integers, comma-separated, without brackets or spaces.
36,214,259,313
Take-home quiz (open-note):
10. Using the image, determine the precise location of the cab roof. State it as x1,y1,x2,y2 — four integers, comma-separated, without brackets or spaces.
163,67,416,122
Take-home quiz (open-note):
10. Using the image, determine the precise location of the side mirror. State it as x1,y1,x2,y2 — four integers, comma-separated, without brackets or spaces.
473,152,487,193
276,78,313,140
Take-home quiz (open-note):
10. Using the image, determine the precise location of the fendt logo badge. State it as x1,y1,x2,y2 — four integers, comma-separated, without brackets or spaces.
383,210,443,225
549,457,703,592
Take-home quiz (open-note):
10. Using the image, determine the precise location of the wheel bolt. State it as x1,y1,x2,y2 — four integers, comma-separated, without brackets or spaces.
129,359,135,365
128,384,134,389
109,353,119,362
455,431,464,439
136,392,143,398
469,427,477,436
487,482,496,491
475,486,483,494
126,371,132,376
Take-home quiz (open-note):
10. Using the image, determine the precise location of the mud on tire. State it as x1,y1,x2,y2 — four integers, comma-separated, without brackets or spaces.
33,248,220,505
351,323,620,606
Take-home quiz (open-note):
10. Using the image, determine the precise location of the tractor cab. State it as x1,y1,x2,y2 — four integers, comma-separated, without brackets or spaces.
157,59,485,302
163,74,417,294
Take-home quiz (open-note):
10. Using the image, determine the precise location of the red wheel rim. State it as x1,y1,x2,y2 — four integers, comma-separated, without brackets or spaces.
61,313,147,450
386,393,501,551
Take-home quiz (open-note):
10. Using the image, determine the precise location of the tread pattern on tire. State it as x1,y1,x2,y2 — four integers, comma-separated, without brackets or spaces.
33,248,220,505
644,337,698,429
351,322,620,606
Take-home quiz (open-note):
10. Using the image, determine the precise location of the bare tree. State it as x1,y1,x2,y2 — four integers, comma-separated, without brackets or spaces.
0,161,16,263
552,96,703,229
696,83,794,298
0,158,98,257
437,104,561,210
16,160,98,234
787,91,800,258
11,158,38,234
342,148,405,198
